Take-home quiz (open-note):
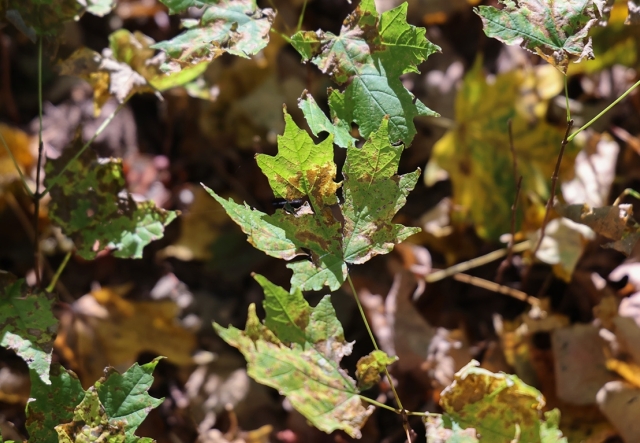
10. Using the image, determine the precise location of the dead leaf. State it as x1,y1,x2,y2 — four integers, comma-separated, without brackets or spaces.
597,381,640,442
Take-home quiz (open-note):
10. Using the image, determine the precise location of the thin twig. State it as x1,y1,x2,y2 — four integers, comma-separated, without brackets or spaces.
497,120,523,283
33,37,44,287
46,251,71,293
453,273,540,306
425,240,531,284
529,120,573,261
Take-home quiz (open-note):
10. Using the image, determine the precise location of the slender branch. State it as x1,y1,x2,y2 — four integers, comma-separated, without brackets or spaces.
0,130,33,197
530,120,573,260
39,100,128,199
425,240,531,284
568,78,640,142
46,251,71,293
33,37,44,287
453,273,540,306
497,120,522,283
270,27,291,43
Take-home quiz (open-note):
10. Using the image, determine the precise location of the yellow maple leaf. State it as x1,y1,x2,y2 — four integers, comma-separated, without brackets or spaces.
430,60,578,240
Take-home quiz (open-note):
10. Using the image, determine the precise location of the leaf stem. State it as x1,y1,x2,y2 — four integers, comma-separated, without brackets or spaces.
46,251,71,293
270,28,291,44
39,100,128,199
0,130,33,197
613,188,640,206
358,395,398,412
346,274,405,413
564,75,571,123
33,36,44,287
296,0,308,33
568,78,640,142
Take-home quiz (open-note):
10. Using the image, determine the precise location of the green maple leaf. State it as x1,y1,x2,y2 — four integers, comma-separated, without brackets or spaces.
297,91,356,149
215,275,375,438
205,111,419,291
430,60,578,240
291,0,440,146
44,359,162,443
440,361,567,442
0,273,57,384
26,363,85,443
475,0,605,73
151,0,275,73
44,133,177,260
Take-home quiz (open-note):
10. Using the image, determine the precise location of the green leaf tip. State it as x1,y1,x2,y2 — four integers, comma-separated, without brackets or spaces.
45,133,178,260
215,276,373,438
291,0,440,145
202,117,420,291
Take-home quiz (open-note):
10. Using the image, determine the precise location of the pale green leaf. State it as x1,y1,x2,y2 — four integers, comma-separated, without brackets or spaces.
291,0,440,145
0,273,57,384
152,0,275,73
440,360,567,443
78,0,116,16
342,117,421,263
297,91,356,149
475,0,604,73
44,133,177,260
215,275,373,438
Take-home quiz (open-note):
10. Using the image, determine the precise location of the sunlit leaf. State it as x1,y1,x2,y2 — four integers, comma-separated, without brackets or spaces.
356,350,397,390
430,61,577,240
298,91,356,149
59,47,155,115
556,203,640,255
78,0,116,16
0,273,57,384
291,0,440,145
109,29,207,91
152,0,275,73
204,112,419,291
440,360,567,442
44,133,177,260
475,0,604,73
215,275,374,438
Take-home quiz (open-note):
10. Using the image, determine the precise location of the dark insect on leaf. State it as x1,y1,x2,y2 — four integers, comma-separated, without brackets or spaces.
272,198,305,214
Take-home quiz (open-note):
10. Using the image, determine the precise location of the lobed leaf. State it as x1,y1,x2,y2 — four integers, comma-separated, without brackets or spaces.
440,360,567,442
215,275,374,438
556,203,640,255
44,133,177,260
297,91,356,149
292,0,440,145
0,273,57,384
204,111,419,291
152,0,275,73
475,0,605,73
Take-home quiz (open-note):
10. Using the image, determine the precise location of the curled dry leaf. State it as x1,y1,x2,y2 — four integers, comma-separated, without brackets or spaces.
556,203,640,255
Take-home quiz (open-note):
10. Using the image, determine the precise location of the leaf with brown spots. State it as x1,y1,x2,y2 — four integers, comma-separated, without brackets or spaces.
439,360,567,442
475,0,605,73
215,275,373,438
204,113,420,291
0,273,57,384
556,202,640,255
